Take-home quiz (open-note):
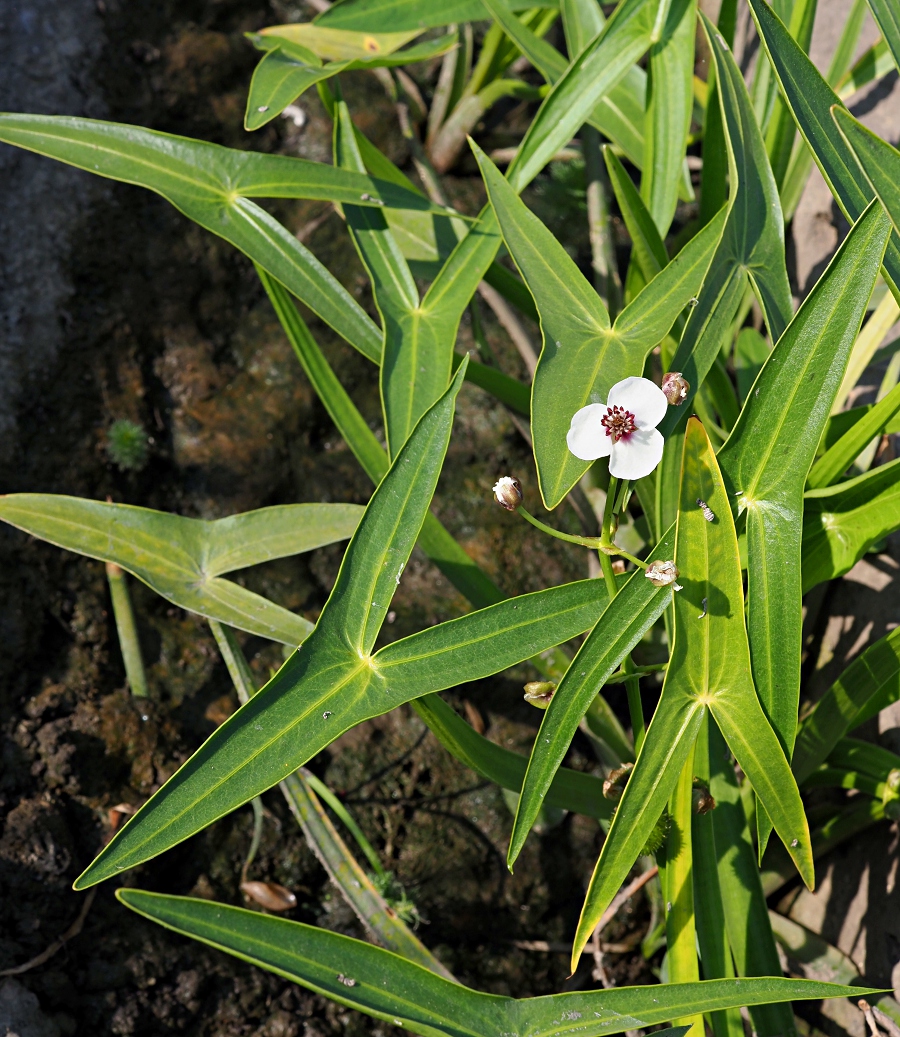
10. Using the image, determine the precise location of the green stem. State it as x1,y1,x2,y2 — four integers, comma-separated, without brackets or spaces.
516,505,648,570
106,562,149,698
623,656,646,754
665,740,704,1035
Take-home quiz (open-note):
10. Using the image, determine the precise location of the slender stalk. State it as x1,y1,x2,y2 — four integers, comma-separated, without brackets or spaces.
665,740,704,1035
622,656,645,754
583,125,621,317
515,505,648,570
105,562,149,698
241,796,265,883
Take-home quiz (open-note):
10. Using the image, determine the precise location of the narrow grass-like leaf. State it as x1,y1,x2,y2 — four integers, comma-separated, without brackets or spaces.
121,892,875,1037
802,457,900,590
746,0,900,300
505,0,657,193
659,16,793,436
863,0,900,74
718,201,890,803
834,107,900,246
0,496,361,645
260,268,508,610
603,146,668,281
281,772,456,977
707,720,797,1037
641,0,696,235
244,31,462,129
484,0,648,172
316,0,553,32
411,694,612,820
692,719,745,1037
808,382,900,488
507,527,676,870
572,418,813,969
476,142,724,508
258,23,421,60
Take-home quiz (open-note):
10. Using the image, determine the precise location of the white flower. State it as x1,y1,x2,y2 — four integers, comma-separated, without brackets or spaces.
566,376,667,480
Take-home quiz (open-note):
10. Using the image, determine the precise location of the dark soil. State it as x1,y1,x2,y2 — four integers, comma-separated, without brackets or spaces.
0,1,657,1034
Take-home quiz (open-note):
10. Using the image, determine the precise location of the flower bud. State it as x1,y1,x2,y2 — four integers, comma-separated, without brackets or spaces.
886,768,900,793
661,371,690,406
691,779,716,815
492,475,523,511
603,762,634,802
645,559,681,588
523,681,556,708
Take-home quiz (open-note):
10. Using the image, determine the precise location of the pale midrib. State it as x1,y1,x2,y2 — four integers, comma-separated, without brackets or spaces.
376,599,596,670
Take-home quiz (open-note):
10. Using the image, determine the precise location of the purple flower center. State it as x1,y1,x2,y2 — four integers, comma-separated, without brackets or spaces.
601,405,637,442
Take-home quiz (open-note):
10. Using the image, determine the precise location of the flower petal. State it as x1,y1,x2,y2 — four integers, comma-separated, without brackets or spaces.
609,428,664,480
607,376,668,430
567,403,612,460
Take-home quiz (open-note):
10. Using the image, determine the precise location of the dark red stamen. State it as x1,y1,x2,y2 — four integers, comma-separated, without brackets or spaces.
601,405,637,442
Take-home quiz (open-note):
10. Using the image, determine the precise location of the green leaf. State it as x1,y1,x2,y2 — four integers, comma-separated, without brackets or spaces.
571,419,813,969
802,457,900,591
718,201,890,802
411,694,612,820
282,771,457,976
245,51,348,131
734,327,771,402
258,23,421,60
316,0,557,32
120,891,876,1037
484,0,649,174
75,569,615,885
0,496,362,645
691,719,746,1037
746,0,900,301
260,268,508,611
641,0,696,235
807,381,900,488
507,525,677,872
836,38,894,102
475,141,724,508
833,107,900,244
659,15,793,436
863,0,900,74
211,620,454,976
706,719,797,1037
506,0,658,193
0,114,457,362
74,363,466,888
604,146,668,280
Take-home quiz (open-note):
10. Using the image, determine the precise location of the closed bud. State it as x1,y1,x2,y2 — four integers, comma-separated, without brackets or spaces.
692,778,716,815
603,762,633,802
240,880,297,912
523,681,556,708
493,475,523,511
645,559,681,588
661,371,690,406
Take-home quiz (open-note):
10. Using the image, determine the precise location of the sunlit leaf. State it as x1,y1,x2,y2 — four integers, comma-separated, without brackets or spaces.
121,891,874,1037
0,496,362,645
718,201,890,821
572,419,813,970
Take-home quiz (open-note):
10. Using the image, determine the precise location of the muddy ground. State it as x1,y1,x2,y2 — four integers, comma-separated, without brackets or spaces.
0,0,898,1034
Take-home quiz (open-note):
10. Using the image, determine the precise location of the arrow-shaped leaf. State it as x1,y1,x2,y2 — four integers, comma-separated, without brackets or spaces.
571,419,813,970
120,890,876,1037
718,199,890,846
0,496,362,645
